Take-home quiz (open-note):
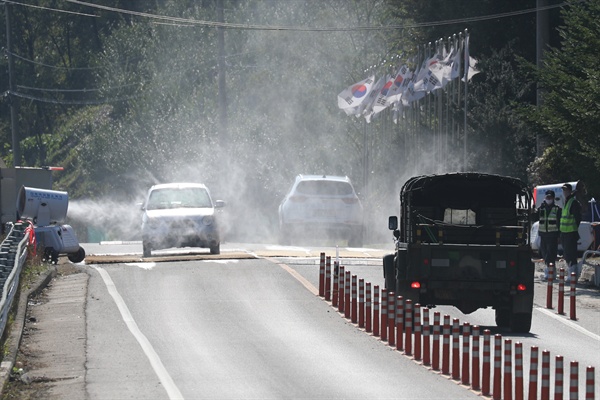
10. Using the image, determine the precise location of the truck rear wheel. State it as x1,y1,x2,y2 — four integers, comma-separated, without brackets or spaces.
510,312,532,333
383,254,396,291
495,309,510,328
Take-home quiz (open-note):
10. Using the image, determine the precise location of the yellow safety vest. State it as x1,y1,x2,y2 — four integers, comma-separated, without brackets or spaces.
560,197,578,233
539,206,559,233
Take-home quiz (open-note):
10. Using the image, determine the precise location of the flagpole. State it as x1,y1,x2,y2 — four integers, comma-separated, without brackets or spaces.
463,29,469,170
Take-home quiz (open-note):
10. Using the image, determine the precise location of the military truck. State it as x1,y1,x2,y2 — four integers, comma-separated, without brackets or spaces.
384,173,534,332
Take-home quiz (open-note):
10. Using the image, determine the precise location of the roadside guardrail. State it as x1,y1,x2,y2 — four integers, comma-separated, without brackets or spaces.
0,222,30,340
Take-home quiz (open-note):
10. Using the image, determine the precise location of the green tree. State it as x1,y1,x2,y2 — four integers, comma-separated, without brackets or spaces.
523,0,600,198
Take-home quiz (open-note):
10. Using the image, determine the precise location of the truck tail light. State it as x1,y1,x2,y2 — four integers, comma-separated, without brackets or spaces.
411,281,421,289
510,260,516,267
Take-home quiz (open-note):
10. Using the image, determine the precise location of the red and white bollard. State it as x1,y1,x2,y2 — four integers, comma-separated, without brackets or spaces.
569,361,578,400
380,289,388,341
482,329,491,396
452,318,461,380
422,308,431,366
493,334,503,400
325,256,331,301
432,311,441,371
414,304,422,361
365,282,372,332
388,291,396,347
528,346,539,400
442,315,451,375
351,275,358,323
504,339,513,400
472,326,481,391
547,262,555,309
332,261,339,307
344,271,351,319
396,296,404,352
358,278,365,328
319,252,325,297
405,299,413,357
586,366,595,400
373,285,380,337
338,265,345,313
570,272,577,321
558,268,565,315
541,350,551,400
515,342,523,400
555,355,564,400
462,322,470,386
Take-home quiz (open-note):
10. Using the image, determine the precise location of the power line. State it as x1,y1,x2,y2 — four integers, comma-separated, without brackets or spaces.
7,51,105,70
17,82,141,93
4,0,98,17
62,0,581,31
8,90,140,105
6,0,581,31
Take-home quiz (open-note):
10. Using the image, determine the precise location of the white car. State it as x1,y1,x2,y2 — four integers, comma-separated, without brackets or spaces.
141,183,225,257
278,175,364,246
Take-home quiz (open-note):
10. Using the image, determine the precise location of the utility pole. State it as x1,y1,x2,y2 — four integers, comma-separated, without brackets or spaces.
536,0,549,157
5,2,21,166
216,0,228,146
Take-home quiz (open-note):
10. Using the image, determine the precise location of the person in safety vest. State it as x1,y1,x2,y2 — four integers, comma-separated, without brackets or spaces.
538,190,561,280
559,183,582,278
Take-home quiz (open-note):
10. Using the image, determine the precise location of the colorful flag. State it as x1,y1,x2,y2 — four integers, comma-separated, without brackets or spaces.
466,56,480,81
385,65,411,106
362,76,386,123
337,75,376,110
444,49,461,83
372,74,395,115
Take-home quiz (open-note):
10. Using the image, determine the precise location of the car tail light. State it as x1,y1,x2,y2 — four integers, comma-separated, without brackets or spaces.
517,283,526,291
509,260,516,267
411,281,421,289
423,258,430,265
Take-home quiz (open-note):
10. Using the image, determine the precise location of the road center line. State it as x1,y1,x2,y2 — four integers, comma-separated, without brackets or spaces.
535,306,600,341
265,258,319,296
93,266,184,400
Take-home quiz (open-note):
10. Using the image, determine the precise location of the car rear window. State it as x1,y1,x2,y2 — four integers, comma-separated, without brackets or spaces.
296,181,354,196
147,188,211,209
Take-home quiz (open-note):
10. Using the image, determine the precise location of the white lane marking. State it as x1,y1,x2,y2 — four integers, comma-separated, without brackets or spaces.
535,307,600,341
265,258,319,296
202,259,239,264
265,245,312,255
125,262,156,270
93,266,184,400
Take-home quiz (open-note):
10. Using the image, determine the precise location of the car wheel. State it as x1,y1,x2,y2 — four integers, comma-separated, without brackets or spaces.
142,241,152,257
210,244,220,255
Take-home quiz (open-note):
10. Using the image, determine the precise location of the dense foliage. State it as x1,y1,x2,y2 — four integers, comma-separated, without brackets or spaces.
522,0,600,197
0,0,597,241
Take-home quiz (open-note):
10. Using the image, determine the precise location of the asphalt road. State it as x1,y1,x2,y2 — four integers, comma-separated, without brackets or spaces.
6,241,598,399
85,256,478,399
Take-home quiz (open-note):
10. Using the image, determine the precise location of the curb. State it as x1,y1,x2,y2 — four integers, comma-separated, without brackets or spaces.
0,266,57,396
